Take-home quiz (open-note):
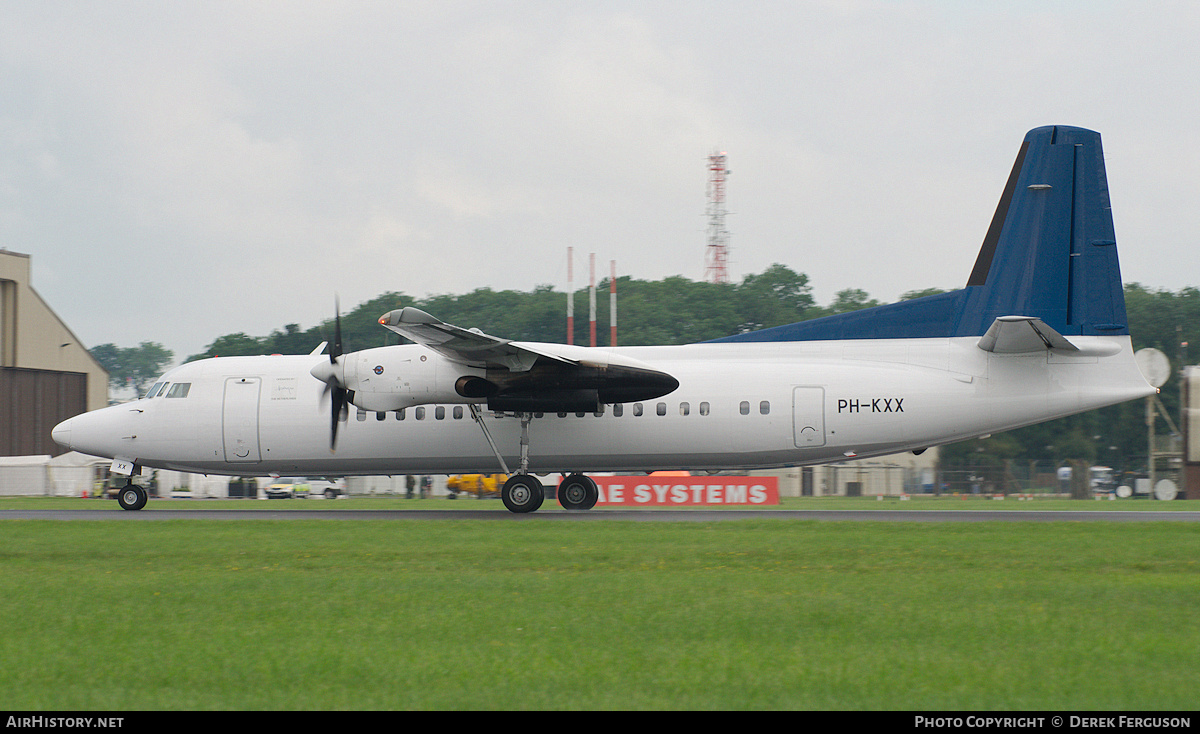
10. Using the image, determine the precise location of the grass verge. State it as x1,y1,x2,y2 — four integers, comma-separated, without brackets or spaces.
0,518,1197,709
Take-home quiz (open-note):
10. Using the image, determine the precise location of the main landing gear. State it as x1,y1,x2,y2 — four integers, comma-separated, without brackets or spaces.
557,473,599,511
498,473,599,514
500,474,543,513
470,406,599,514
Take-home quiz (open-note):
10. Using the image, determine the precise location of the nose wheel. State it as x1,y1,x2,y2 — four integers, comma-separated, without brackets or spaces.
117,483,148,511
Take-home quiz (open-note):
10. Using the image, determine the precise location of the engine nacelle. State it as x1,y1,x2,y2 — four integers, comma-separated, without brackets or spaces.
342,345,488,412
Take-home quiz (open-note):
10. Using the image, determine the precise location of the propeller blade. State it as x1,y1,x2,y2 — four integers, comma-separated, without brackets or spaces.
331,295,343,364
330,386,344,451
313,296,348,451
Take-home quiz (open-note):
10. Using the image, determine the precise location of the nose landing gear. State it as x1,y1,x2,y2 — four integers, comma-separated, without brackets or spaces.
117,483,148,511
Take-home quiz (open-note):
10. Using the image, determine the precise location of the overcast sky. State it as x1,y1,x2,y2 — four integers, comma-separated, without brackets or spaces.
2,1,1198,363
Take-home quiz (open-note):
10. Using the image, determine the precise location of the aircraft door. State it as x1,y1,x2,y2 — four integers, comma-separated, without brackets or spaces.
222,377,262,463
792,386,826,448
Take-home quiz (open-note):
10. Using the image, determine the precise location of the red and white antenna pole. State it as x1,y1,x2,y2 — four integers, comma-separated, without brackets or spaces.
589,253,597,348
566,247,574,345
610,260,617,347
705,151,730,284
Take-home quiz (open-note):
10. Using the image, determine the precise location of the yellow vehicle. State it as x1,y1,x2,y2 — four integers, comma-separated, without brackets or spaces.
445,474,507,499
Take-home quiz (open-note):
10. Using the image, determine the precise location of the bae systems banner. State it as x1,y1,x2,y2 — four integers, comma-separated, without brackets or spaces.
592,476,779,507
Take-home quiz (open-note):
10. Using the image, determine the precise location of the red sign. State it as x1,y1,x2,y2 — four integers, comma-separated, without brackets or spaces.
592,476,779,507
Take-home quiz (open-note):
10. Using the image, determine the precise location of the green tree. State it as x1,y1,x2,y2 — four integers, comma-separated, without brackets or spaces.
899,287,948,301
89,341,174,395
734,264,817,333
265,324,312,355
828,288,882,314
88,343,121,385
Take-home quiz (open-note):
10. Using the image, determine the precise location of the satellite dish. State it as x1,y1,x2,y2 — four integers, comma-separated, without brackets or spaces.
1154,479,1178,501
1135,348,1171,388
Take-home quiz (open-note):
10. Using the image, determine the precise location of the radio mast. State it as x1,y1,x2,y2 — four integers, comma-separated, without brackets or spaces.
705,151,730,284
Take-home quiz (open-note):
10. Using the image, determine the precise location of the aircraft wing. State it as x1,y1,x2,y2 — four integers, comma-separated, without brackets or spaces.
378,307,573,372
377,307,679,411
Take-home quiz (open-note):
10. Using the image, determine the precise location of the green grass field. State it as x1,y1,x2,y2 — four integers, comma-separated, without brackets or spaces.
1,502,1198,709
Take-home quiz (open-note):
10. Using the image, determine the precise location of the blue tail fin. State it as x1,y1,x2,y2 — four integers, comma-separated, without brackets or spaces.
712,126,1128,343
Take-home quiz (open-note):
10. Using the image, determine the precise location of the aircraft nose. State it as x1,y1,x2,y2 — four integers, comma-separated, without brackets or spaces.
52,417,73,450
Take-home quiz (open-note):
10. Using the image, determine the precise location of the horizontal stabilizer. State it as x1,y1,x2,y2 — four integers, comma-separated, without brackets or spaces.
977,316,1077,353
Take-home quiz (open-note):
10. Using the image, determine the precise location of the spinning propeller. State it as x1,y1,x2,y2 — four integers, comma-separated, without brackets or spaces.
310,298,349,451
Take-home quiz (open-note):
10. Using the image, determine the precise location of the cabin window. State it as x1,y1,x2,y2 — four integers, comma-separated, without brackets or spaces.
632,403,643,417
435,406,446,420
760,401,770,415
376,411,386,421
739,401,750,415
699,402,710,416
453,406,464,420
680,402,690,416
593,406,605,417
356,409,367,422
165,383,191,399
613,404,624,417
656,402,666,416
396,409,405,420
415,407,426,420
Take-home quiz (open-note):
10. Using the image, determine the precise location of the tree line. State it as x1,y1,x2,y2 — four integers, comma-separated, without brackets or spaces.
182,264,934,360
92,266,1200,475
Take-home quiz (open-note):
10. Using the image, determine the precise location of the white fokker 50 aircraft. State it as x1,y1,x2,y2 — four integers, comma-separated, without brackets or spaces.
54,126,1155,512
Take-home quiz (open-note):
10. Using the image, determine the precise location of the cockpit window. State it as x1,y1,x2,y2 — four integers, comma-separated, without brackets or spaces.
144,382,164,399
165,383,192,399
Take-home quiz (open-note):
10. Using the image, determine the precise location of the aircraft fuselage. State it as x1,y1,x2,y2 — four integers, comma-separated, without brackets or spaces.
54,336,1152,478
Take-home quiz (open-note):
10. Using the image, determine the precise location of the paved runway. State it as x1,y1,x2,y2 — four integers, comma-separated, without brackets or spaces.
4,508,1200,522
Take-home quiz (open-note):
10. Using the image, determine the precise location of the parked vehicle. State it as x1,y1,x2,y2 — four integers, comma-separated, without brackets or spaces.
445,474,506,499
265,477,305,499
265,477,346,499
306,477,347,499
